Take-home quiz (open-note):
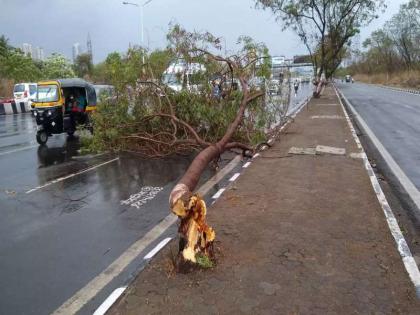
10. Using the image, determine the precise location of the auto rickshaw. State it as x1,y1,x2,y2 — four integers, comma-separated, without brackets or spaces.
32,78,96,144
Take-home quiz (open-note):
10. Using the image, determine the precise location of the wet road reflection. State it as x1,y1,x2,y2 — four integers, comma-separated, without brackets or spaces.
0,112,228,315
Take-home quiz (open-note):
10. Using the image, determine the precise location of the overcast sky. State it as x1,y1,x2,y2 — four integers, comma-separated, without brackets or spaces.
0,0,407,63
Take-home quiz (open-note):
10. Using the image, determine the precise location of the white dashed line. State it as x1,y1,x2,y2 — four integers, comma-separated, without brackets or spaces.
212,188,225,199
229,173,240,182
93,287,127,315
144,237,172,260
26,157,119,194
243,161,251,168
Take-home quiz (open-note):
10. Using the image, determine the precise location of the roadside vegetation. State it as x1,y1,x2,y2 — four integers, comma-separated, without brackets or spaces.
347,0,420,89
256,0,385,96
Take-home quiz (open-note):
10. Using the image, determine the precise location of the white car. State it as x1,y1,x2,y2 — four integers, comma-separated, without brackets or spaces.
13,83,37,108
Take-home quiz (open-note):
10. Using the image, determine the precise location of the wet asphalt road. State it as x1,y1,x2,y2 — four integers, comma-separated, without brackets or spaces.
0,113,233,315
0,89,310,315
337,82,420,190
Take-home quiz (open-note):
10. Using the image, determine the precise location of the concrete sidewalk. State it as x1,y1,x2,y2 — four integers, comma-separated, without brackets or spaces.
109,86,420,314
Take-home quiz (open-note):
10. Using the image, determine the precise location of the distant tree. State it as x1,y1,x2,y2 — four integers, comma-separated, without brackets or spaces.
0,35,42,82
43,53,75,79
256,0,385,80
73,53,93,78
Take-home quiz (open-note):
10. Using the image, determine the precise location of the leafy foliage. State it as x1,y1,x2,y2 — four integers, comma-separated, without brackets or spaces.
86,25,279,157
256,0,385,78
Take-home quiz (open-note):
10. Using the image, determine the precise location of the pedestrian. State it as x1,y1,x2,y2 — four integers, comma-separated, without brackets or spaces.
293,80,299,97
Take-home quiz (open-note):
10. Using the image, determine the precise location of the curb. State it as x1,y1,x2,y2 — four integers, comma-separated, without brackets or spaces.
0,101,31,115
334,85,420,297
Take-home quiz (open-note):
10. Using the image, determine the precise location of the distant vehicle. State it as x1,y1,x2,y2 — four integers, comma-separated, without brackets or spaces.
94,84,115,101
162,61,206,92
345,75,352,83
13,83,37,107
268,79,281,95
248,76,265,91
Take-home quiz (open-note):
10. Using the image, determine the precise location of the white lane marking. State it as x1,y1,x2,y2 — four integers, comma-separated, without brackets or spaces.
336,86,420,296
0,144,37,157
26,157,119,194
212,188,225,199
52,154,242,315
229,173,240,182
243,161,251,168
92,287,127,315
144,237,172,260
311,115,343,119
253,153,260,159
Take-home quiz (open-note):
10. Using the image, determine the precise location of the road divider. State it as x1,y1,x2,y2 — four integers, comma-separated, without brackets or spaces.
0,101,31,115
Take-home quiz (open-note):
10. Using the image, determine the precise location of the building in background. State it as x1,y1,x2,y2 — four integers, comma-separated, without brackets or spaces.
22,43,32,58
34,47,45,61
72,43,80,62
87,33,93,62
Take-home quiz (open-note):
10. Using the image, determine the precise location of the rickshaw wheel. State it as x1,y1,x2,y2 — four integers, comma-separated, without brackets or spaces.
36,130,48,145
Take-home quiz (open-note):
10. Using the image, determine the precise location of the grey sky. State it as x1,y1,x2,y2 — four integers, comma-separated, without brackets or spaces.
0,0,407,63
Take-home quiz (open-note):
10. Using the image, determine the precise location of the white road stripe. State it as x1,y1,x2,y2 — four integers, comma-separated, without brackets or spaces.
26,157,119,194
229,173,240,182
144,237,172,260
253,153,260,159
0,144,37,157
52,154,242,315
243,161,251,168
212,188,225,199
92,287,127,315
336,86,420,296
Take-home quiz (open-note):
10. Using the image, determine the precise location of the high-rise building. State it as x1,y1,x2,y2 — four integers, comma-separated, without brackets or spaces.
72,43,80,62
22,43,32,58
34,47,45,61
87,33,93,62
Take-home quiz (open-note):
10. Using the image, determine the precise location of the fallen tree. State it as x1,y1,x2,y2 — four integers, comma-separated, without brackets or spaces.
88,25,289,267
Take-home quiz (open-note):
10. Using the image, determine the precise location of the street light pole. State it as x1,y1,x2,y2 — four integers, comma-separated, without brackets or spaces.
122,0,153,63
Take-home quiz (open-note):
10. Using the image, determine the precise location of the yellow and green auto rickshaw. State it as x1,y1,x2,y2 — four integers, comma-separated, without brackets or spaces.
32,78,96,144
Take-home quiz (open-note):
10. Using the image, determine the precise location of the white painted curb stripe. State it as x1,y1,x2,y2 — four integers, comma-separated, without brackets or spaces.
253,153,260,159
243,161,251,168
144,237,172,260
92,287,127,315
229,173,240,182
212,188,225,199
52,154,242,315
335,86,420,297
26,157,119,194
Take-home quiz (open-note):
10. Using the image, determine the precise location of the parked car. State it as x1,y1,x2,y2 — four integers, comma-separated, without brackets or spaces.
13,83,37,107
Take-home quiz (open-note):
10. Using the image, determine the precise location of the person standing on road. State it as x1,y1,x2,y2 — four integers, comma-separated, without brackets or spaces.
293,79,299,97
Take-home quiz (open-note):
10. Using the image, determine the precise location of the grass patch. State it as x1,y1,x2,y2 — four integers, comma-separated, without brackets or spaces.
195,253,214,269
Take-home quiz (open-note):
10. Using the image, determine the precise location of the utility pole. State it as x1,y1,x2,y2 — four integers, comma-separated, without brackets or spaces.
122,0,153,64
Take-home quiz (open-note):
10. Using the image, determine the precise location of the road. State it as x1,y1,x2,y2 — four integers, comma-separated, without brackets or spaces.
0,113,240,315
337,82,420,191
